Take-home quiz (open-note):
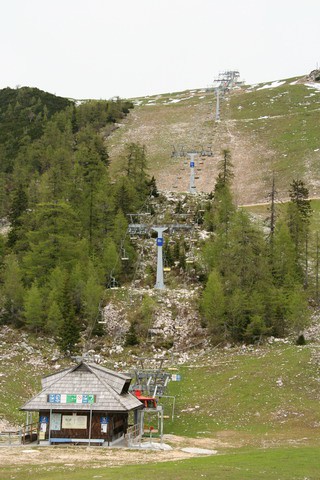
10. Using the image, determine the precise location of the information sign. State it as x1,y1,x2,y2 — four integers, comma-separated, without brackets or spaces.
100,416,109,424
51,413,62,431
48,394,95,404
62,415,87,429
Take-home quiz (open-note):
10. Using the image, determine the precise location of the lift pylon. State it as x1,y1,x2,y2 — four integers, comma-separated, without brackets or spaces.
152,227,168,289
187,152,197,194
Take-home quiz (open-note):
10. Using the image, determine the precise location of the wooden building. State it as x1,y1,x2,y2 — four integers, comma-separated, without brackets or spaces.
20,362,143,446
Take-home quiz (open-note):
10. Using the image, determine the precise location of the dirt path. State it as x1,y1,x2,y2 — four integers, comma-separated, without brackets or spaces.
0,439,219,469
1,430,318,470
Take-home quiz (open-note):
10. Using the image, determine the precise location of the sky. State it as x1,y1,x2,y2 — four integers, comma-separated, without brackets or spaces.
1,0,320,100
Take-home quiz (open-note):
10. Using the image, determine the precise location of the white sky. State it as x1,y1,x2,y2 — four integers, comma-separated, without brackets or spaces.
1,0,320,99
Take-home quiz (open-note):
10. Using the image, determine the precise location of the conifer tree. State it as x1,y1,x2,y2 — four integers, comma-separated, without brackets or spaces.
1,254,25,326
200,269,225,340
287,179,312,265
58,306,80,354
24,282,44,332
7,183,28,248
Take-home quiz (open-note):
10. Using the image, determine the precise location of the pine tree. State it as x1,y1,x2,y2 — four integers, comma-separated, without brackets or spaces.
1,254,25,326
46,300,63,335
24,282,44,332
7,183,28,248
22,202,81,283
287,179,312,266
58,306,80,354
200,269,225,341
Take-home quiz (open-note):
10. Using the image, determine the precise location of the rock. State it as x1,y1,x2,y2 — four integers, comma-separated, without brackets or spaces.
307,69,320,82
180,447,217,455
276,377,283,387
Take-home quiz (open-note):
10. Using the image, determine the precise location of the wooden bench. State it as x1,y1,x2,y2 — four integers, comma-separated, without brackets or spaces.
50,438,104,445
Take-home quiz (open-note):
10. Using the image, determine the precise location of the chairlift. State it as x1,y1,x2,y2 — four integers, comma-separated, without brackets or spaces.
109,276,119,290
186,258,194,264
121,247,129,261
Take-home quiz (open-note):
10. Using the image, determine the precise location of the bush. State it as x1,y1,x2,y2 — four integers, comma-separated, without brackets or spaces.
296,334,306,345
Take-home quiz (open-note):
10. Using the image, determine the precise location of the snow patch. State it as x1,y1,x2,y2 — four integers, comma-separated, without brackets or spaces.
163,95,194,105
305,82,320,91
257,81,286,90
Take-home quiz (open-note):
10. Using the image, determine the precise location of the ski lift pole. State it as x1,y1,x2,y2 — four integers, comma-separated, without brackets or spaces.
152,227,168,289
215,87,220,122
187,153,197,194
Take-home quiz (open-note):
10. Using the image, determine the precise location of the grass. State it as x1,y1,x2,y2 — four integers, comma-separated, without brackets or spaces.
161,345,319,441
0,328,67,426
106,88,215,183
227,82,320,194
2,333,319,445
2,446,319,479
106,75,320,204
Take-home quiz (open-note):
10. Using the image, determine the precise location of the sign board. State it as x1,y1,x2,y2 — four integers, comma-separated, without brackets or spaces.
40,422,47,432
39,415,49,424
190,162,195,168
48,394,95,404
100,416,109,424
62,415,87,429
157,238,164,247
171,374,181,381
51,413,62,431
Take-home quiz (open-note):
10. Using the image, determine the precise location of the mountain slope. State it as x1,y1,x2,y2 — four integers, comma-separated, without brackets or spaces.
107,75,320,205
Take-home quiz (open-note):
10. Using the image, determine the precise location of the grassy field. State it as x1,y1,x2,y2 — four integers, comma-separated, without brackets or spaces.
162,344,320,442
2,446,319,480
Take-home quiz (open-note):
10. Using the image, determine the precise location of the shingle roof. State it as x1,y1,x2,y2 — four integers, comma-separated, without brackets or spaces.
21,362,142,412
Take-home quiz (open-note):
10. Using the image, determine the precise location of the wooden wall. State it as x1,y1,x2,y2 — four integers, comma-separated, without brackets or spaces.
39,410,128,442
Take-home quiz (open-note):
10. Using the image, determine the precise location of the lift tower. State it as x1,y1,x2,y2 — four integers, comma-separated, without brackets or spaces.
187,152,197,194
152,227,168,289
215,87,220,122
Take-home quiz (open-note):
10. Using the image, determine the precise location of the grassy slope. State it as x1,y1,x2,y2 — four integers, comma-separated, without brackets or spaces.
107,89,221,194
162,344,320,443
227,79,320,199
1,330,319,447
106,77,320,205
0,328,69,426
